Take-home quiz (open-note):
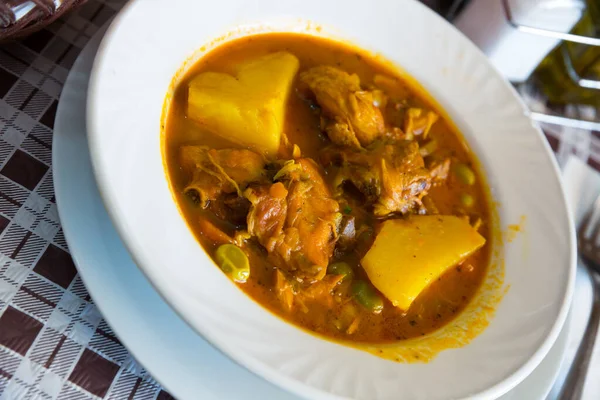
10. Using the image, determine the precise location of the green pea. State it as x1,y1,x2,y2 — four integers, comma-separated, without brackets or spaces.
453,163,476,186
419,139,438,157
327,262,354,281
215,244,250,283
460,193,474,208
352,280,384,314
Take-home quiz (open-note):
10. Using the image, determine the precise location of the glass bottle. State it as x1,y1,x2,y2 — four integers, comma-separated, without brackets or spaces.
531,0,600,106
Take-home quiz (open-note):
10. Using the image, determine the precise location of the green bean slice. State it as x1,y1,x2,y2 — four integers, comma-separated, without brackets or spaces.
327,262,354,281
460,193,474,208
419,139,438,157
352,280,384,314
215,244,250,283
453,163,476,185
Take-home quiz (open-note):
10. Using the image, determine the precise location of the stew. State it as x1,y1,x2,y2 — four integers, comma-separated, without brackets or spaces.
163,33,491,343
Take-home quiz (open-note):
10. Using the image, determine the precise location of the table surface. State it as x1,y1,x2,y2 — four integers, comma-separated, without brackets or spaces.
0,1,597,399
0,1,174,398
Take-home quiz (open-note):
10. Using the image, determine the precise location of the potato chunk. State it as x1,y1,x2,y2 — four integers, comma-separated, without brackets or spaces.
187,52,299,156
361,215,485,311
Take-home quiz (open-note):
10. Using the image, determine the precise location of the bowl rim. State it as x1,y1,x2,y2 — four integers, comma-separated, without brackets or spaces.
86,0,576,398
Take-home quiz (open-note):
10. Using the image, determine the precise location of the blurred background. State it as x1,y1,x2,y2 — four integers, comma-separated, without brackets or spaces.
436,0,600,171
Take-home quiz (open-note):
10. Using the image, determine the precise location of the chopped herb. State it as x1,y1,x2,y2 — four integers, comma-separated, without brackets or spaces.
343,205,352,214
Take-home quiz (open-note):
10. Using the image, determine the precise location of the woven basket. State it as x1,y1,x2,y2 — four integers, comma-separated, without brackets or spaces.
0,0,86,42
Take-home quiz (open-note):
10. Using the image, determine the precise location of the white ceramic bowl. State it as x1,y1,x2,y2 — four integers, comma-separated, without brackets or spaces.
87,0,575,399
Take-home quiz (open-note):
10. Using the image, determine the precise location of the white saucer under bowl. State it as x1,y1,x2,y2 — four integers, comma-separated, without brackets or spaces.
53,18,570,400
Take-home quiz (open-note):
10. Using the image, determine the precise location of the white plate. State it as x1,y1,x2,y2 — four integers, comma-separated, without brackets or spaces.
87,0,575,398
54,22,571,400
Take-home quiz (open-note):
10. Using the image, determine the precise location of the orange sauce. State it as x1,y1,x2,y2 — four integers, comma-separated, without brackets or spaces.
163,33,492,343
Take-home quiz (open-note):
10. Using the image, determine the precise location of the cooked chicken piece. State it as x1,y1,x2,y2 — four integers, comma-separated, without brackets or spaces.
197,218,234,246
322,141,432,216
373,74,411,102
276,269,344,312
207,194,252,227
244,158,342,281
244,183,287,247
276,269,295,311
421,196,439,215
403,108,438,139
375,143,432,216
180,146,266,206
429,158,451,184
338,215,356,247
324,119,362,149
300,66,385,148
298,274,344,308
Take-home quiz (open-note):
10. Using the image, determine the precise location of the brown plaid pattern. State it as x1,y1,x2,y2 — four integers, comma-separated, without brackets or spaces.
0,1,174,398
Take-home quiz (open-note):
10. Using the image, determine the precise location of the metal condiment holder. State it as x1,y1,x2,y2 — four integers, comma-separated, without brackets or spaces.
448,0,600,130
500,0,600,131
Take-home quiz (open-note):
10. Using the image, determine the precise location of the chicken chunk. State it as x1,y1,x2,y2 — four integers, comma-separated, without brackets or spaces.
244,159,342,281
322,141,432,216
207,194,252,227
180,146,266,206
300,66,385,148
275,269,344,312
403,108,439,139
429,158,451,184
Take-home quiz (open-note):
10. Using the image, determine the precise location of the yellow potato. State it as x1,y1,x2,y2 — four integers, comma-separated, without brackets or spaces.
187,52,300,155
361,215,486,311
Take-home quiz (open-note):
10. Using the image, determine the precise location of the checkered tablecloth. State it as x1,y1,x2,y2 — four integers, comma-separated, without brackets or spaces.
0,1,174,399
0,1,598,400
